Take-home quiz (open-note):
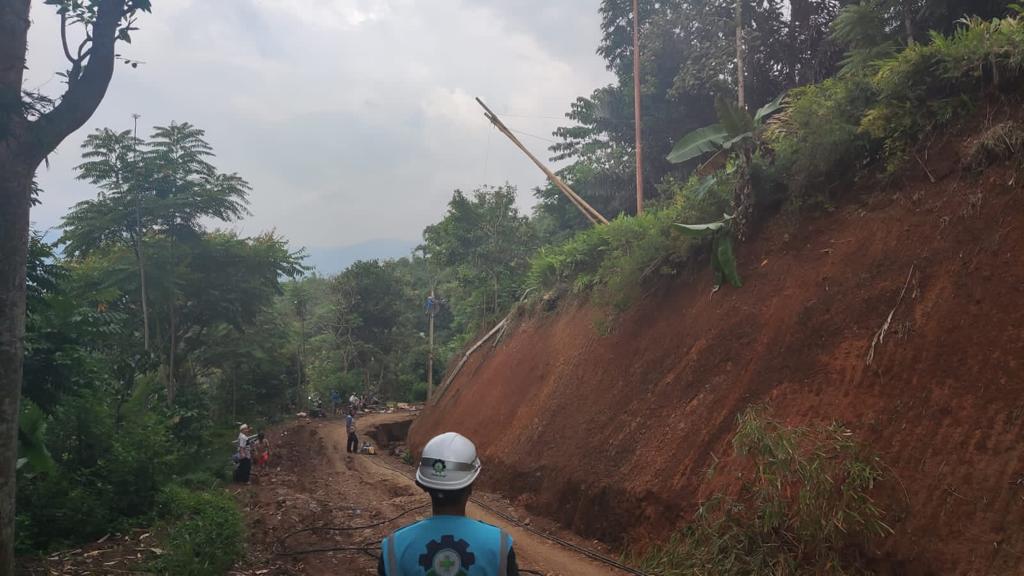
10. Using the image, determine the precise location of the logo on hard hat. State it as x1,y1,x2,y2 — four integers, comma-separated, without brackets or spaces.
432,459,447,477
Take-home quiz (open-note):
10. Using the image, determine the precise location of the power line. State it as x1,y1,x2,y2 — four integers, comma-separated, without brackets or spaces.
509,128,557,144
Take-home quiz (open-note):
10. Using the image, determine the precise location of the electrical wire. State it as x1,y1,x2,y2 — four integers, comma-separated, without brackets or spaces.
273,503,430,557
509,128,557,144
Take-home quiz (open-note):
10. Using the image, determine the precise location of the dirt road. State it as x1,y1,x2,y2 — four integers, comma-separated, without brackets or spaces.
235,412,631,575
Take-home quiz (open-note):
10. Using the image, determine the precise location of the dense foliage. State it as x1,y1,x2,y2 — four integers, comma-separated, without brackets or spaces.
17,125,300,565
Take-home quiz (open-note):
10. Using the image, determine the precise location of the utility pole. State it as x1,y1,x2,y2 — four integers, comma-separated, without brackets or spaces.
426,287,436,401
735,0,746,110
477,98,609,225
632,0,645,214
295,298,306,410
132,113,150,351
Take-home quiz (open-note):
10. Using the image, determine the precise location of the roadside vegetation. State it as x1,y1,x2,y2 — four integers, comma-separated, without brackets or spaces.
633,407,891,575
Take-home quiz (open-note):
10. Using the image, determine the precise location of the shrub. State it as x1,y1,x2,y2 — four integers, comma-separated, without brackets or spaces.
767,74,879,209
862,14,1024,171
16,390,176,552
634,407,891,575
151,484,245,576
525,172,732,309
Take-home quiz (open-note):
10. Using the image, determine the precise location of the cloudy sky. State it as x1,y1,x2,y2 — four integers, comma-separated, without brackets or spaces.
24,0,612,266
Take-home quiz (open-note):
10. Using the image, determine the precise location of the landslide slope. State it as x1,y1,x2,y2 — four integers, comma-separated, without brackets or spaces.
410,130,1024,574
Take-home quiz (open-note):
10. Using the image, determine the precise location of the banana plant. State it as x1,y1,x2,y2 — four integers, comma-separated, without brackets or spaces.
667,94,786,238
676,215,742,289
667,93,786,167
17,403,55,478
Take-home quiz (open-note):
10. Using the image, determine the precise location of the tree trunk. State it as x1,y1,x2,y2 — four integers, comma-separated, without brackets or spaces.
168,303,176,405
1,0,129,568
1,3,33,572
735,0,746,110
134,238,150,351
903,4,914,46
0,161,32,576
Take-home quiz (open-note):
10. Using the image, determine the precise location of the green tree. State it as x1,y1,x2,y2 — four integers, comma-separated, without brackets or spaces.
62,122,252,405
1,1,152,568
424,186,537,331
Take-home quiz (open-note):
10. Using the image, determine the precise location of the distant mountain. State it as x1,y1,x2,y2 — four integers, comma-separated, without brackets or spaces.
302,239,419,276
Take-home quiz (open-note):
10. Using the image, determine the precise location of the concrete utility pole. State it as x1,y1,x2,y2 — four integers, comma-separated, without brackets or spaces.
426,288,436,400
477,98,609,225
633,0,645,214
132,113,150,352
735,0,746,110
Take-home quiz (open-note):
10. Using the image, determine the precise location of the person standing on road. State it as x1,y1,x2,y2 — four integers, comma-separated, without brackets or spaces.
378,432,519,575
234,424,253,484
346,409,359,453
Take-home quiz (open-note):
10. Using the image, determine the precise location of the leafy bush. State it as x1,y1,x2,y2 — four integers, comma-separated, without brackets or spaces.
862,14,1024,170
16,390,175,552
151,484,245,576
526,173,733,309
767,74,879,209
634,407,891,575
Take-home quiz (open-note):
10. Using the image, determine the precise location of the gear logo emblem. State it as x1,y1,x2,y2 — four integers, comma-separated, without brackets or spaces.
419,535,475,576
432,459,447,477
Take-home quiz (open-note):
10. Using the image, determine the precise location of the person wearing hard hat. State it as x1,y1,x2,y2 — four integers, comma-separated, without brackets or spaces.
378,432,519,575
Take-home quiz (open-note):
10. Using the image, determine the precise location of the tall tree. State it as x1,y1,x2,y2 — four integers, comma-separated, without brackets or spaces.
63,129,152,348
0,1,151,571
61,122,250,405
424,186,536,330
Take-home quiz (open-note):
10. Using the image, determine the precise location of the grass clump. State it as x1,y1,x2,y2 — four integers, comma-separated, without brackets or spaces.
634,407,892,575
962,120,1024,172
151,484,245,576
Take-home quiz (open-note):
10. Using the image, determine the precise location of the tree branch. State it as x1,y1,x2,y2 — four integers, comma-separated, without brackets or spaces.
26,0,125,166
60,11,75,64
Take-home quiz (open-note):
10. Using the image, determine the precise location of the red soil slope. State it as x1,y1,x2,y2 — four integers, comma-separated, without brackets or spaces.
410,135,1024,574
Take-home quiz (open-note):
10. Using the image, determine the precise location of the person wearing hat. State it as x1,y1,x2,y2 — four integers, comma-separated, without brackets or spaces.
234,424,254,484
378,432,519,575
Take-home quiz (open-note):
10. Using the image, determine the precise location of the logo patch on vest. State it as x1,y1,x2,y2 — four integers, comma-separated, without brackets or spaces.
419,534,475,576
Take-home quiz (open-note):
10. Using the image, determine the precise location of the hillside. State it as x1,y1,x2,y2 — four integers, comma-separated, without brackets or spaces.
409,118,1024,573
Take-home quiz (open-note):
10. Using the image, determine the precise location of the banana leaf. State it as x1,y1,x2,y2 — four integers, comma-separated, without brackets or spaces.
667,124,729,164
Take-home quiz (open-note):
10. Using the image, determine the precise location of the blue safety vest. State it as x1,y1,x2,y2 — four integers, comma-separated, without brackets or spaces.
382,515,513,576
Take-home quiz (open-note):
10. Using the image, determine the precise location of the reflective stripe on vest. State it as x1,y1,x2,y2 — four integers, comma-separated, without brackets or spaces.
498,530,509,576
386,530,400,576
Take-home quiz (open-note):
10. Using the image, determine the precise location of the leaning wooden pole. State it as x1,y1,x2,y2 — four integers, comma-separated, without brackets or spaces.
476,98,609,225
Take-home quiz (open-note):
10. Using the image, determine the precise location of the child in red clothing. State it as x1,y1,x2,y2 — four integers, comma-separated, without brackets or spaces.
254,432,271,472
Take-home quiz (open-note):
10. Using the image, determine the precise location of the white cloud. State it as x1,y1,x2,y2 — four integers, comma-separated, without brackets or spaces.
25,0,612,249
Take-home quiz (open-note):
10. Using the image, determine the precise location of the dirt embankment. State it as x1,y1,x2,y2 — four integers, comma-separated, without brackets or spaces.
410,128,1024,573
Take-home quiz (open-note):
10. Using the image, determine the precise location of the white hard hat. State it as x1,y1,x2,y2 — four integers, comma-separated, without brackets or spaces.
416,432,481,491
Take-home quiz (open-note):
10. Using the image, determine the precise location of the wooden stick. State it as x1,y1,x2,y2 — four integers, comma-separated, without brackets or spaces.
476,98,610,225
429,315,509,405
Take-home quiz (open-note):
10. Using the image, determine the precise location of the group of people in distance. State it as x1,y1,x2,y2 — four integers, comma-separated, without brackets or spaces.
233,423,270,484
